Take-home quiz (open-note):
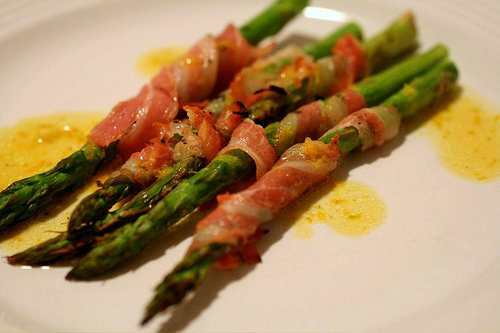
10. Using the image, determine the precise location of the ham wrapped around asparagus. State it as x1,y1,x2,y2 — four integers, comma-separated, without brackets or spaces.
90,24,272,160
191,137,343,268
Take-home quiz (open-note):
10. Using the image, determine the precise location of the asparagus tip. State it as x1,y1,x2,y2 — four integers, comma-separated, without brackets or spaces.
140,243,230,325
66,263,95,280
397,11,415,26
6,255,21,265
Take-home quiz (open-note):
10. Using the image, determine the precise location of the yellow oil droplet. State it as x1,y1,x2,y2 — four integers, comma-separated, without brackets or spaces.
136,45,189,78
419,87,500,182
279,179,387,239
0,111,119,255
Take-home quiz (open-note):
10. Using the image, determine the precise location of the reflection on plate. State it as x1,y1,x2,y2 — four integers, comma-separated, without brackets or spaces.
0,0,499,332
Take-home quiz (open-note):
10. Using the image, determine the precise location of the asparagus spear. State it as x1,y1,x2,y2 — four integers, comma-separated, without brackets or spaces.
65,44,446,280
0,0,309,233
0,142,108,232
142,59,459,324
66,21,364,237
8,20,369,265
240,0,309,46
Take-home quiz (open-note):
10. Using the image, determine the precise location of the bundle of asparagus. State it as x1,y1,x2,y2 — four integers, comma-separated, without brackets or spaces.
9,15,418,272
7,13,418,267
0,0,309,232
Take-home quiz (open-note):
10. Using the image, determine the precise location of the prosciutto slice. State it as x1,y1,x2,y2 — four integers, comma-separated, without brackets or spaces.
218,119,276,179
117,85,180,159
87,81,177,159
325,105,401,151
184,106,224,163
119,138,174,188
331,33,367,82
189,137,342,268
309,34,367,98
214,101,247,143
229,45,308,103
167,35,219,105
88,25,270,159
272,88,366,155
213,24,274,94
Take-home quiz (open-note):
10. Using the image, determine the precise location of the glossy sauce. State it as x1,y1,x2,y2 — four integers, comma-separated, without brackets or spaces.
0,112,115,255
280,179,387,240
419,87,500,182
135,46,188,78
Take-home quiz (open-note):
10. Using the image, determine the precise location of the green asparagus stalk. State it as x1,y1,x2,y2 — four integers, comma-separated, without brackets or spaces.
143,243,230,325
65,44,445,280
240,0,309,46
67,174,134,236
141,59,459,324
362,12,417,74
66,21,364,237
90,155,206,234
0,0,309,233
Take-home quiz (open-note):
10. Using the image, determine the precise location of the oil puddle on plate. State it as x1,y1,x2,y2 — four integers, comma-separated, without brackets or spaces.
279,178,388,240
0,111,117,254
136,46,189,78
418,87,500,182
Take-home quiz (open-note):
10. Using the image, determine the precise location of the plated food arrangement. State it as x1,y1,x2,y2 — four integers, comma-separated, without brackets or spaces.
1,0,499,331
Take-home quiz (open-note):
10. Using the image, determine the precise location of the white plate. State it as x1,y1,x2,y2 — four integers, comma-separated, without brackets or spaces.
1,0,500,331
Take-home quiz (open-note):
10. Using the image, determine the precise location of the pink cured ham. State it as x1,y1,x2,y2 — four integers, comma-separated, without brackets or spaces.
229,45,308,104
88,67,180,160
272,88,366,155
172,24,272,105
189,137,342,268
272,101,327,156
331,33,367,82
113,118,190,189
117,84,179,160
326,105,401,151
319,88,367,127
308,34,367,98
214,101,247,143
213,24,274,94
184,106,224,163
218,119,276,179
89,25,268,160
287,102,328,141
229,54,319,112
167,35,219,105
343,88,367,113
119,138,174,188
